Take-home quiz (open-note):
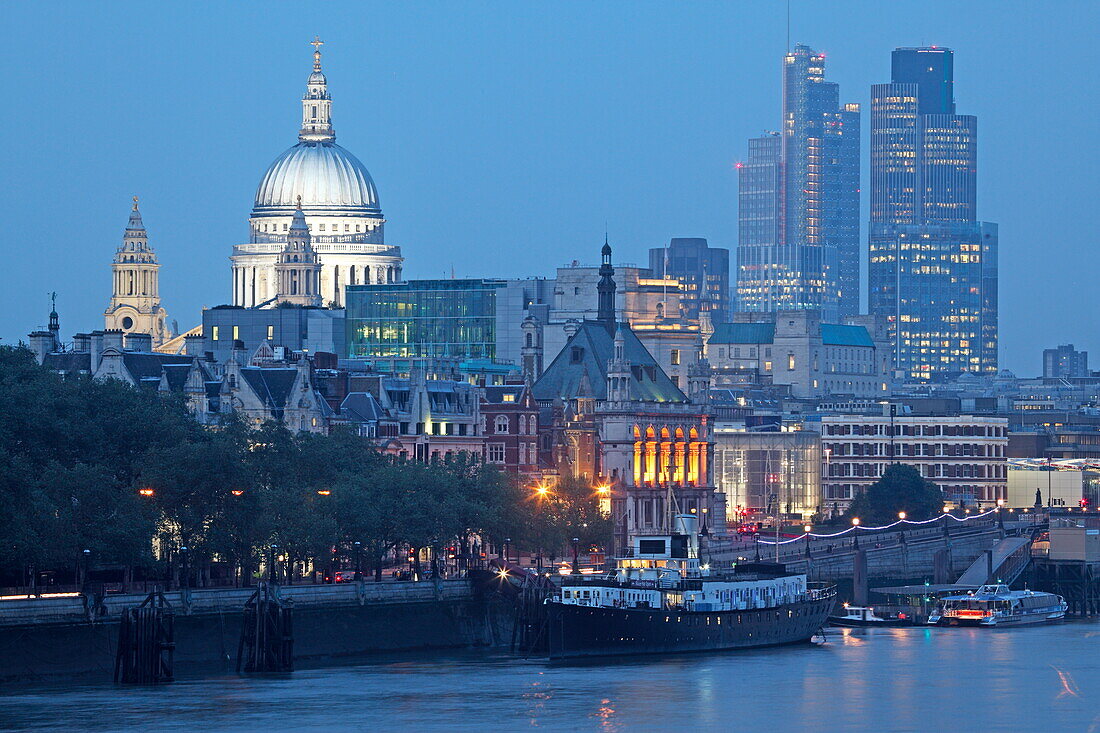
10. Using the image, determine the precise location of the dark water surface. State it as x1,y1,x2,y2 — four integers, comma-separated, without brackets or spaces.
3,622,1100,732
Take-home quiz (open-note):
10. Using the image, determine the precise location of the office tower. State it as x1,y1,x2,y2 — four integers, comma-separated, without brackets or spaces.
869,47,997,379
736,133,782,313
1043,345,1089,380
736,44,861,322
648,237,731,323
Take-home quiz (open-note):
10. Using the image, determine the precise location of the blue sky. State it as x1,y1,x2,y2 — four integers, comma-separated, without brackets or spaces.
2,1,1096,374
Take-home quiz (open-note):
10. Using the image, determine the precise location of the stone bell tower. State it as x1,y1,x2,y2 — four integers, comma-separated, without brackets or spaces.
105,197,171,346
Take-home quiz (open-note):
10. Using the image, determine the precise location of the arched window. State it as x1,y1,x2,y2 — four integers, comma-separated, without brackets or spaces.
518,415,527,434
495,416,509,434
525,332,533,347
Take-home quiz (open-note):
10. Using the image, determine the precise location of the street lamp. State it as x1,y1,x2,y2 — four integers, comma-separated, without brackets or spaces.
851,518,860,549
353,541,362,581
503,537,511,564
571,537,580,575
81,548,91,591
898,511,907,521
180,546,190,590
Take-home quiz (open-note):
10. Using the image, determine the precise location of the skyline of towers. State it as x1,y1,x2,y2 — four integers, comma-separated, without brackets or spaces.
736,44,861,323
868,46,997,380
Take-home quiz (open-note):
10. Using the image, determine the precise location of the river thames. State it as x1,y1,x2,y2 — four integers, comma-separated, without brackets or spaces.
2,622,1098,732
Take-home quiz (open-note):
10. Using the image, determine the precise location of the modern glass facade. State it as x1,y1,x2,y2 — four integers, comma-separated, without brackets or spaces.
736,133,782,313
869,47,997,379
345,279,504,360
713,430,822,519
736,45,860,322
869,222,997,378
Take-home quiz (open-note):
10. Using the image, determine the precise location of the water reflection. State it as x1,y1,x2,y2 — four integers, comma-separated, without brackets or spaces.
1,625,1098,731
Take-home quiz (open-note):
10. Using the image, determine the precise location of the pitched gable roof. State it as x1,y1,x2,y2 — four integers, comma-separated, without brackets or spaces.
239,367,299,413
533,321,687,403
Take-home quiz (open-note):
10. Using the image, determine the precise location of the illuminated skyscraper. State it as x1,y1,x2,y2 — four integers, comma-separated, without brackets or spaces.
736,45,860,321
869,47,997,379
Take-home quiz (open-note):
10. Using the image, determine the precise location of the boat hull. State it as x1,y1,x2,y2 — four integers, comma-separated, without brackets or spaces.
828,617,915,628
547,596,834,660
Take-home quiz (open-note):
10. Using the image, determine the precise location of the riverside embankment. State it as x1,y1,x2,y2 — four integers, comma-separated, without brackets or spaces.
0,580,510,681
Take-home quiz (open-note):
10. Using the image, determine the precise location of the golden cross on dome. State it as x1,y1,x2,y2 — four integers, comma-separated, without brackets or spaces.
311,37,324,52
132,195,139,210
296,195,302,209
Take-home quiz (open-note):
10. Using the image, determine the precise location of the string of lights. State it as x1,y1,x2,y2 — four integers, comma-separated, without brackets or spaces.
757,508,999,545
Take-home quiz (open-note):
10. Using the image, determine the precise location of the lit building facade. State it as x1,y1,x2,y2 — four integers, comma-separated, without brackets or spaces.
737,45,860,321
869,47,998,379
870,222,998,379
816,413,1008,512
533,245,723,551
713,428,823,520
346,279,502,361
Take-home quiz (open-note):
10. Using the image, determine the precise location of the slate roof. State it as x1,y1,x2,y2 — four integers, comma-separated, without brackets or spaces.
240,367,298,412
708,322,874,348
340,392,385,423
532,321,687,403
42,351,92,375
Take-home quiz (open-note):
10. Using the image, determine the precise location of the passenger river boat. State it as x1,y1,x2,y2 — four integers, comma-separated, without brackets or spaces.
546,515,835,660
928,584,1067,627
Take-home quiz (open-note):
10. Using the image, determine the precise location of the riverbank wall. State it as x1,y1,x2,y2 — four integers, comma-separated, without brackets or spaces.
0,580,511,682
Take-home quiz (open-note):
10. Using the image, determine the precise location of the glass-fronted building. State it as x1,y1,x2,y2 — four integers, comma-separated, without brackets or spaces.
346,279,505,360
869,222,997,379
736,45,860,322
869,47,997,379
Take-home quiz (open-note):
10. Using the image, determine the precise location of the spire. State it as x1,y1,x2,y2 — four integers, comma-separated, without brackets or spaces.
126,195,146,236
48,292,60,339
300,38,335,143
597,235,616,332
289,195,309,234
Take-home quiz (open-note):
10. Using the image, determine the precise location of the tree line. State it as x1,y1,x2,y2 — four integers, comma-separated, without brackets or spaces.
0,345,610,588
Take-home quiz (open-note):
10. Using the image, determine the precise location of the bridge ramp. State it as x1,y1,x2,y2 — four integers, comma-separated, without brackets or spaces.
955,537,1031,586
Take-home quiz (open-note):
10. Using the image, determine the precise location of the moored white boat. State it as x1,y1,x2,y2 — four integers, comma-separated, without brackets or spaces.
928,584,1067,627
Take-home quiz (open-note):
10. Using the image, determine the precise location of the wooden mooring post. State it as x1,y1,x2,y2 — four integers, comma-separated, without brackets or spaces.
114,589,175,685
237,582,294,674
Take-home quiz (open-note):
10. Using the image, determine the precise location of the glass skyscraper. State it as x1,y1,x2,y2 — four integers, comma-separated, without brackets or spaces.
869,47,997,379
736,44,860,321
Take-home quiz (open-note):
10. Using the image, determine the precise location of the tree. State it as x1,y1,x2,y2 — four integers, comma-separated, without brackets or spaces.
846,464,943,525
521,475,613,566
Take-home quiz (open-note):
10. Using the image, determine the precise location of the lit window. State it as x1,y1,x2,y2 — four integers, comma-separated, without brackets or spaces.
502,394,515,402
212,326,219,341
788,354,795,370
232,326,239,341
764,361,772,371
267,325,274,340
670,350,680,366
